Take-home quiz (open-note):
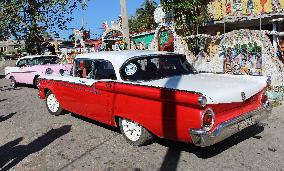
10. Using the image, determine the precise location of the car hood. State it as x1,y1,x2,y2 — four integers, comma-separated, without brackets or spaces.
135,73,267,104
4,66,18,75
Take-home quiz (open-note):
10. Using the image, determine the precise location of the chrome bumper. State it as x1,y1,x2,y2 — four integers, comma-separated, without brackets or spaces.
190,102,272,147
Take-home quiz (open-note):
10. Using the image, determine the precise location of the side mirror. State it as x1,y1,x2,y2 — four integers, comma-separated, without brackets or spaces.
59,69,64,76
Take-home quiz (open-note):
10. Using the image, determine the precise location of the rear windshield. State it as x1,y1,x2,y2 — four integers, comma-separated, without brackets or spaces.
120,55,196,81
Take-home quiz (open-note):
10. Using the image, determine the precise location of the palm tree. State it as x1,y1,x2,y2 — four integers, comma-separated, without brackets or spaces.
129,0,158,32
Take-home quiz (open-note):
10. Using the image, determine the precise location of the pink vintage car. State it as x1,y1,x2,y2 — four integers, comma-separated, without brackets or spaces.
5,55,72,88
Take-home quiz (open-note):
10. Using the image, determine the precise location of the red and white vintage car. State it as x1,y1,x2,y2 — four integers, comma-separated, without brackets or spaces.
38,51,272,147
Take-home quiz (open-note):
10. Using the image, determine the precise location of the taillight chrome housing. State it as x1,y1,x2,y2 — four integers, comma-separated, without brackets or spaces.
198,96,207,108
260,90,268,106
201,108,215,131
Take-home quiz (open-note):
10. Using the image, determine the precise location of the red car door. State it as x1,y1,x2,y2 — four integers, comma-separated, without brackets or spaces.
54,59,116,125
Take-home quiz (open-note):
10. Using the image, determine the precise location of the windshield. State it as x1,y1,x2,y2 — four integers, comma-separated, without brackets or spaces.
31,56,59,65
121,55,197,81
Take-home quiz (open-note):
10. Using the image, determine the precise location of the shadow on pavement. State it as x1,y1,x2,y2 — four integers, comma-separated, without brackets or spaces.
71,113,120,133
0,87,22,92
0,112,16,122
0,75,5,79
0,99,7,102
160,76,181,171
0,125,72,171
157,124,264,167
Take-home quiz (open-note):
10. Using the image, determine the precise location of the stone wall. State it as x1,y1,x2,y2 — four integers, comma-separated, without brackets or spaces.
179,29,284,86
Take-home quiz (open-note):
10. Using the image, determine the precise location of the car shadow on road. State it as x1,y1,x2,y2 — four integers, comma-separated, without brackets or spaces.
0,125,72,171
157,124,264,169
0,112,17,122
0,99,7,102
70,113,120,133
0,87,22,92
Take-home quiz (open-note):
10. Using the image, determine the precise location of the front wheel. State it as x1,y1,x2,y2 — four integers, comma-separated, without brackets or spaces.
46,91,65,116
10,76,17,88
119,118,153,146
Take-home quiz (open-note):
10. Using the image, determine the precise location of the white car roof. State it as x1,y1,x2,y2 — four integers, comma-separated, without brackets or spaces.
75,50,179,81
19,55,58,60
76,50,176,65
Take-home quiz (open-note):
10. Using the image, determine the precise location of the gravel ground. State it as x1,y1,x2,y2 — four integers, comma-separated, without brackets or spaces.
0,71,284,170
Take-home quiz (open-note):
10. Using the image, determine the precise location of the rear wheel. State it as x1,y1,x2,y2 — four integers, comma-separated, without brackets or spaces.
119,118,153,146
46,91,64,116
10,76,17,88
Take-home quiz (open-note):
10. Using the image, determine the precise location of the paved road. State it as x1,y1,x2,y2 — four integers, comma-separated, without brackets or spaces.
0,78,284,171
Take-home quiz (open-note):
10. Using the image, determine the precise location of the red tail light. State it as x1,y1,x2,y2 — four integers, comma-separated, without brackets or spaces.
261,91,268,105
201,108,215,131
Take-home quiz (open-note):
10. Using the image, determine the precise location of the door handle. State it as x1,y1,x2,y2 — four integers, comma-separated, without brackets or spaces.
105,83,112,88
79,80,86,84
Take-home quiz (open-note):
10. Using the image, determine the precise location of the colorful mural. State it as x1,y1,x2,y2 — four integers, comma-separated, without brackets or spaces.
221,42,262,75
208,0,284,20
192,30,284,86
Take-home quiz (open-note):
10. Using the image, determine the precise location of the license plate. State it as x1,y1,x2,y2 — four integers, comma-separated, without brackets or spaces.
238,117,254,131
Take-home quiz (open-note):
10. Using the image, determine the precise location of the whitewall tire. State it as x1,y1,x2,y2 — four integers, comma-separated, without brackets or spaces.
46,91,64,116
119,118,153,146
10,76,17,88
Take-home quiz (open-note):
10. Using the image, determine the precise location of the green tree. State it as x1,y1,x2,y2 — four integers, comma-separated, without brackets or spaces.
0,0,88,54
160,0,209,36
129,0,158,32
161,0,209,54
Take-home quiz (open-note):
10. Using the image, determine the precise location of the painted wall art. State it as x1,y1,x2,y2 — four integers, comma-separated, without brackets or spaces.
193,30,284,86
208,0,284,20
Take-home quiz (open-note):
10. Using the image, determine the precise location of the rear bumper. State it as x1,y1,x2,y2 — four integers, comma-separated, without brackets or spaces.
189,101,272,147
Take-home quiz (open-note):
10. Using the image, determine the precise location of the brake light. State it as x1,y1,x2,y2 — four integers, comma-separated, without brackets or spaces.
201,108,215,131
261,91,268,105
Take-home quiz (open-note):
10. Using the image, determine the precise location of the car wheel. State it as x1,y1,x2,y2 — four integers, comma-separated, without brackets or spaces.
33,76,40,89
119,118,153,146
10,76,17,88
46,91,64,116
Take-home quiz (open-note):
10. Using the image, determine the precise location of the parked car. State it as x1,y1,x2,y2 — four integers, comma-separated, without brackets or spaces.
38,50,272,147
5,55,72,88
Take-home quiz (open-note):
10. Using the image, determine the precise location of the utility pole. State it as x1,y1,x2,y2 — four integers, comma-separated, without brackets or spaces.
120,0,130,49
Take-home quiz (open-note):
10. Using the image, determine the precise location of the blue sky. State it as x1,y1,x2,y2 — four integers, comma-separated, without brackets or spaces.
59,0,160,39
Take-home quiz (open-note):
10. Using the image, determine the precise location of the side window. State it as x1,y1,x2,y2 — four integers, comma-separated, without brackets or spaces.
94,60,117,80
73,59,93,78
17,59,27,67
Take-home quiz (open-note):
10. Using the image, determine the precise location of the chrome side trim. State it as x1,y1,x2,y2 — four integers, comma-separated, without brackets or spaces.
189,101,272,147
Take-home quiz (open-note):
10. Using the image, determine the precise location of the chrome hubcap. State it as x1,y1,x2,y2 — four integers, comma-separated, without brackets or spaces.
121,119,142,142
47,94,60,113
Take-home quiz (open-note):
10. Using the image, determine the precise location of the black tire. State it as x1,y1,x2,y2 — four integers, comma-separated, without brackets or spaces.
33,76,40,89
45,91,65,116
119,118,153,146
10,76,17,88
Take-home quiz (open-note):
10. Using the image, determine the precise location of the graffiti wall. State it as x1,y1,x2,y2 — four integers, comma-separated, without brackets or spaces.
193,30,284,86
221,42,262,75
208,0,284,20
